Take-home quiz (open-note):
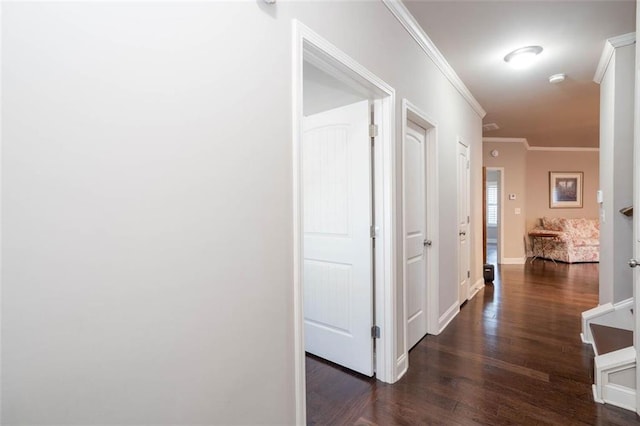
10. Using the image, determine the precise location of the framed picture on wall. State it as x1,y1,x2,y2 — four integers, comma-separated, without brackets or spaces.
549,171,583,208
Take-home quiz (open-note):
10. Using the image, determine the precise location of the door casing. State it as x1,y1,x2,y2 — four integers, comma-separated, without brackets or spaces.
401,99,439,372
292,20,398,425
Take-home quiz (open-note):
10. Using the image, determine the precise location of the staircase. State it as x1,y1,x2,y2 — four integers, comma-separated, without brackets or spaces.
582,299,636,411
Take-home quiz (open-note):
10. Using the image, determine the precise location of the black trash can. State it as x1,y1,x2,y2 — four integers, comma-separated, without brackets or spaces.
483,263,494,283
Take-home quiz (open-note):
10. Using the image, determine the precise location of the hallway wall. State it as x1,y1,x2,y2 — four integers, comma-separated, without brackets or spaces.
1,1,483,424
598,41,635,304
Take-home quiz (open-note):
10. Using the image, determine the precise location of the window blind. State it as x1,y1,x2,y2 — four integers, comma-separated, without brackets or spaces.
487,182,498,225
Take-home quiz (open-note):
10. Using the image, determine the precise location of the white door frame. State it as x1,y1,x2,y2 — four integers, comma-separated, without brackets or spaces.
401,100,439,370
485,167,504,264
292,20,397,425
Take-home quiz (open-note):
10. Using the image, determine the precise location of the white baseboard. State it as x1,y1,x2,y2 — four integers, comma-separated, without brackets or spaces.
595,347,635,369
602,384,636,411
593,384,603,403
580,332,590,345
614,298,634,309
438,301,459,334
469,279,484,299
501,257,526,265
396,354,408,381
583,303,615,321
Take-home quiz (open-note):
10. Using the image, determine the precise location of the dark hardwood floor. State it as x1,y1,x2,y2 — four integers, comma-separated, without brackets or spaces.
306,260,640,425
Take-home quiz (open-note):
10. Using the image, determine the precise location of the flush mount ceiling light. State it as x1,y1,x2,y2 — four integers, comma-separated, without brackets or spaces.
549,73,566,84
504,46,543,69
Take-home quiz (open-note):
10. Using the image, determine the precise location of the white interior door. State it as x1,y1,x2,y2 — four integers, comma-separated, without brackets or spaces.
405,120,428,349
302,100,374,377
457,141,470,304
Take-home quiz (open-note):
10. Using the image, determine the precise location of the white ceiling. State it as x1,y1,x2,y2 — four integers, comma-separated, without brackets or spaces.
404,0,636,148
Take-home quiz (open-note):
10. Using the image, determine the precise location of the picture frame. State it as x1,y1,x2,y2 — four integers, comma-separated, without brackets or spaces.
549,171,583,208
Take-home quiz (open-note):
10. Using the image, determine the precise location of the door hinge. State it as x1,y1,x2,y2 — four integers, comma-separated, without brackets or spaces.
467,270,470,278
371,325,380,339
467,216,470,223
467,160,470,169
369,124,378,138
370,225,376,239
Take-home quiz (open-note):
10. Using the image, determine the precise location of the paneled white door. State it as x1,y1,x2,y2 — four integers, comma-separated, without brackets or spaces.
405,120,428,349
457,141,470,305
302,100,374,377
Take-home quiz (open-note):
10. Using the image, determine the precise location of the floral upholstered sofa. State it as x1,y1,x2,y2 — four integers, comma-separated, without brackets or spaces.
528,217,600,263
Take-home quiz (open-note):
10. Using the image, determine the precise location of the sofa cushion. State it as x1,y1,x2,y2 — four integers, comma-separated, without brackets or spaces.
572,238,599,247
565,218,599,239
542,217,566,231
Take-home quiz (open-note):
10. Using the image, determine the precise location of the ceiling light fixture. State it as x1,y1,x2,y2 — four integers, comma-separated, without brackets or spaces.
549,73,566,84
504,46,543,69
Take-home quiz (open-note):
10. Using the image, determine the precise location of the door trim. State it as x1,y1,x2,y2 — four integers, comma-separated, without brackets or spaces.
292,20,397,425
401,99,439,352
485,167,505,264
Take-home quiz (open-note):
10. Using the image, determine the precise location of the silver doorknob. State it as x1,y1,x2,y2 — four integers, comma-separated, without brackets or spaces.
424,239,432,247
629,259,639,268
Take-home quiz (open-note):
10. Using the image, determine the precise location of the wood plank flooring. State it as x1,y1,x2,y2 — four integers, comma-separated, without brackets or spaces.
306,260,640,425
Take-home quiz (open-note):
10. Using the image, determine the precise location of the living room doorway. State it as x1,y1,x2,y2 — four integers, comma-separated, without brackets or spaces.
485,168,504,265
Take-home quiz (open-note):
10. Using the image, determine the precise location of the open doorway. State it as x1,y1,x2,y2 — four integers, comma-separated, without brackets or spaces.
485,168,504,265
292,21,397,424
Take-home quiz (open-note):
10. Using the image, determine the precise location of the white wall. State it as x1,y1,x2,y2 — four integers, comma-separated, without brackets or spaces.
3,3,296,424
599,43,635,304
1,2,482,424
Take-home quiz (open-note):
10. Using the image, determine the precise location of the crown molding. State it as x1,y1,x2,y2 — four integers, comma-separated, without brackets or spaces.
594,32,636,84
483,137,598,152
382,0,486,119
483,137,530,150
528,146,599,152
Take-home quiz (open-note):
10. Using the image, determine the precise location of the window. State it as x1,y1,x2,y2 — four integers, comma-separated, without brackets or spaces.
487,181,498,226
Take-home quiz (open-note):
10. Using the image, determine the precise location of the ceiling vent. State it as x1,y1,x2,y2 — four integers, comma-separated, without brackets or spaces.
483,123,500,132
